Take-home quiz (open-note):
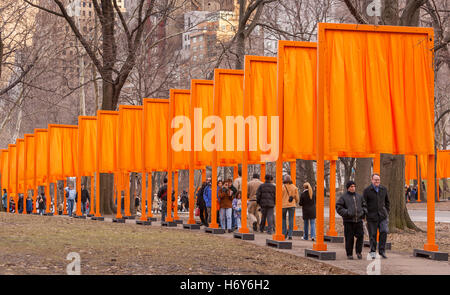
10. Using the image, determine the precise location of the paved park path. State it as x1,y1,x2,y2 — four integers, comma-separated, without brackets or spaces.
94,213,450,275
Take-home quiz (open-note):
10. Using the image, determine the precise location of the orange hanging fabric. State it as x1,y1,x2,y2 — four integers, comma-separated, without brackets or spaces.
143,99,169,172
1,150,9,192
320,24,434,155
244,56,278,163
17,139,25,194
170,90,191,170
118,106,143,172
78,117,97,176
34,129,48,185
437,150,450,179
24,135,35,189
97,111,119,173
8,145,17,194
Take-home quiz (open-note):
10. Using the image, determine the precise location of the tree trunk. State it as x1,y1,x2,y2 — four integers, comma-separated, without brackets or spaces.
381,154,420,231
355,158,372,195
100,173,115,215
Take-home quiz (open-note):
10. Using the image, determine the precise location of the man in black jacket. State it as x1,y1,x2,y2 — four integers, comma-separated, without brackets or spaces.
336,181,367,260
363,173,390,259
81,184,90,215
256,174,276,234
157,177,175,222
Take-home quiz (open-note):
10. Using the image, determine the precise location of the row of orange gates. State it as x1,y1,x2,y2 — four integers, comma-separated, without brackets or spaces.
1,23,449,260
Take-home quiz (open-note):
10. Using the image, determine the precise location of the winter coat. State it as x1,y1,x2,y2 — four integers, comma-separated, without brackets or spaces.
157,184,174,203
196,185,206,207
81,189,90,203
248,178,263,200
336,191,367,223
256,181,276,208
218,187,233,209
299,189,316,220
203,184,212,208
38,195,46,210
26,198,33,213
282,183,299,209
363,184,390,222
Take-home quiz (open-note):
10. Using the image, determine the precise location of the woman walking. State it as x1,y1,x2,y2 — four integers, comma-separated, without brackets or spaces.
299,182,316,241
282,175,299,240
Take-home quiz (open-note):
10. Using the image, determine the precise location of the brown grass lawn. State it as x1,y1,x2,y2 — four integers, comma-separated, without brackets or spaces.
0,212,353,275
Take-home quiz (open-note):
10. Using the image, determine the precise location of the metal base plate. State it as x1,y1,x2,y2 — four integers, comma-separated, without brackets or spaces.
112,218,126,223
123,215,136,220
305,249,336,260
136,220,152,225
233,232,255,240
205,227,225,234
183,224,201,230
413,249,448,261
44,213,53,216
161,221,178,227
174,219,183,224
266,239,292,249
73,215,87,219
147,217,157,222
91,216,104,221
363,241,392,250
324,235,344,243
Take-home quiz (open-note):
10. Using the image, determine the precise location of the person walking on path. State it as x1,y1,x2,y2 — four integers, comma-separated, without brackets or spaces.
299,182,316,241
282,175,299,240
232,191,242,230
248,173,263,232
196,182,208,226
363,173,390,259
26,195,33,214
38,192,46,215
157,177,175,222
256,174,276,234
219,180,234,232
81,184,90,215
336,181,367,260
64,183,77,217
2,189,7,212
203,177,213,224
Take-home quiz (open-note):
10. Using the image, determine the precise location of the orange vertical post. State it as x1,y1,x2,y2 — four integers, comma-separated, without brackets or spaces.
63,179,67,215
233,165,238,180
140,172,147,221
23,142,27,215
166,92,174,224
188,105,195,224
125,172,130,217
327,160,338,236
374,154,381,174
424,154,438,251
116,173,123,219
76,176,82,216
260,163,266,182
210,148,218,229
46,183,50,214
147,171,153,218
417,155,422,202
90,175,94,215
95,172,101,217
314,28,327,251
201,168,206,183
15,144,18,214
173,170,179,220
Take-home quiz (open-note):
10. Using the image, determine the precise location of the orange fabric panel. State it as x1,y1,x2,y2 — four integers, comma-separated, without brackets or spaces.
8,145,16,193
49,126,78,179
405,155,417,181
17,139,25,193
437,150,450,178
191,81,214,167
25,135,35,188
321,24,434,155
245,57,278,163
214,70,244,165
1,151,9,190
78,117,97,176
171,91,191,170
143,99,168,172
280,43,317,160
97,112,119,173
35,130,48,185
118,106,143,172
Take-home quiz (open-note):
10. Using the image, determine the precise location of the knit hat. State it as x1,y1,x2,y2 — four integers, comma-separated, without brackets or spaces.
346,181,356,190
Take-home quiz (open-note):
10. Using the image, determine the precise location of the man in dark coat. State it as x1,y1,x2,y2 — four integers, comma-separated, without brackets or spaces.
336,181,367,260
363,173,390,259
256,174,276,234
157,177,174,222
81,184,90,215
